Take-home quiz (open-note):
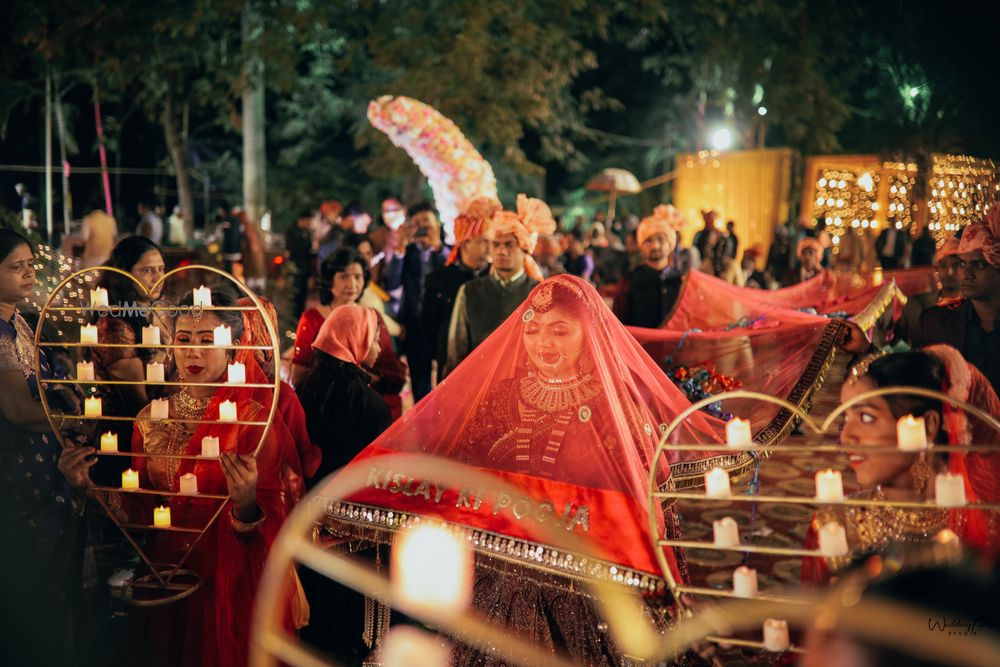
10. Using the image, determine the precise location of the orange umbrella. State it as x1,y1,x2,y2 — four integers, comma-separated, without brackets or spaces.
586,168,642,220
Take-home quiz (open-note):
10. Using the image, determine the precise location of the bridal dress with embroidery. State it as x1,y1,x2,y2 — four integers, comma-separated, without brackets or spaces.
321,275,725,665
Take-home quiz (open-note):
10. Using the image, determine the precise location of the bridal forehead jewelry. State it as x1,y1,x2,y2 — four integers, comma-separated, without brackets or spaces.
848,349,889,384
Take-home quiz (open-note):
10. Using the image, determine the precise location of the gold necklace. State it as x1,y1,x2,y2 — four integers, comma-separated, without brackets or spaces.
519,367,600,414
172,389,212,419
850,487,949,551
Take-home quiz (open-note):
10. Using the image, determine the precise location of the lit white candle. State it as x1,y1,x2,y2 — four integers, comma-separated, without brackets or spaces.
897,414,928,451
90,288,109,308
818,521,849,557
218,399,237,422
391,523,473,621
80,324,98,344
100,431,118,453
733,565,758,598
227,362,246,384
935,472,966,507
141,325,161,346
379,626,451,667
179,473,198,495
201,436,220,457
84,396,102,417
76,361,95,381
153,506,171,528
121,468,139,490
712,517,740,548
213,325,232,347
814,469,844,502
763,618,790,652
146,362,165,383
726,417,753,449
704,467,732,499
193,285,212,307
150,398,169,420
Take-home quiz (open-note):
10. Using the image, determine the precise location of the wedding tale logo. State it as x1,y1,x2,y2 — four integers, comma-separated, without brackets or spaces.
927,616,994,637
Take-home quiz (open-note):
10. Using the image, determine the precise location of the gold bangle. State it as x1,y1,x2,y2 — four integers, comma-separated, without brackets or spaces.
230,506,266,533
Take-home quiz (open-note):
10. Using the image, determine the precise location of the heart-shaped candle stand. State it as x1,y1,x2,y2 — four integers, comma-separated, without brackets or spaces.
33,265,281,606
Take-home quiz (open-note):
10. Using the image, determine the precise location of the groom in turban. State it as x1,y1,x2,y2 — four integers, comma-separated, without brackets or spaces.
913,210,1000,391
612,205,683,328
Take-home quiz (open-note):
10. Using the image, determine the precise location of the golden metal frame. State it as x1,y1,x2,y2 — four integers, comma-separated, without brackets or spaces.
32,264,282,604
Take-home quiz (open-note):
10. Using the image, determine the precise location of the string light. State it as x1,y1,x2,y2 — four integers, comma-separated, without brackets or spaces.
927,154,998,247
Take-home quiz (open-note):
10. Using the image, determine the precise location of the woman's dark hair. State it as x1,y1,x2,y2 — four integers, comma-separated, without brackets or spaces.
317,247,370,306
296,350,367,449
175,285,245,345
0,228,33,263
91,237,162,354
343,233,372,251
866,351,945,421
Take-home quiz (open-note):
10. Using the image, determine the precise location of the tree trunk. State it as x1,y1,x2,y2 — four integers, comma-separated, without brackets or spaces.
242,2,267,226
160,91,195,240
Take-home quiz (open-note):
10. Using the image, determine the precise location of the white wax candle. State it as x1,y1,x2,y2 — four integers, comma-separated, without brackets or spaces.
227,362,246,384
712,517,740,548
379,626,451,667
726,417,753,449
818,521,849,557
814,469,845,502
763,618,790,652
153,506,171,528
704,467,732,499
146,362,165,383
84,396,102,417
201,436,220,457
179,473,198,495
90,288,109,308
213,325,232,347
733,565,758,598
150,398,169,420
80,324,98,344
935,472,967,507
121,468,139,490
100,431,118,453
218,399,237,422
391,523,473,621
193,285,213,307
897,414,928,451
141,325,161,346
76,361,95,381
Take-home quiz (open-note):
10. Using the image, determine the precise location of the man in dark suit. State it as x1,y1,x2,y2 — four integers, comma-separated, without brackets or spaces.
875,223,907,269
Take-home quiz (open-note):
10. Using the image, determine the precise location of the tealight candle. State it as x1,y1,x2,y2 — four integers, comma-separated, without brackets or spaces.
76,361,95,381
733,565,758,598
227,362,246,384
391,523,473,621
193,285,213,307
179,473,198,495
153,506,171,528
201,436,220,457
84,397,102,417
80,324,98,344
712,517,740,548
150,398,169,420
100,431,118,453
726,417,753,449
218,399,237,422
704,467,732,499
146,362,165,383
815,469,844,502
141,325,161,346
935,472,967,507
90,287,109,308
818,521,849,557
897,414,928,451
213,325,232,347
379,626,451,667
121,468,139,490
763,618,790,652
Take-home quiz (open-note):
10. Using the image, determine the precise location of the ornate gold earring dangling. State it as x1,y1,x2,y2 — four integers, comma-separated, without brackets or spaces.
910,451,931,495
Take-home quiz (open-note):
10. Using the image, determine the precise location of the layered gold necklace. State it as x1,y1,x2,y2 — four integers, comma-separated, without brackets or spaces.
849,486,950,551
519,366,600,414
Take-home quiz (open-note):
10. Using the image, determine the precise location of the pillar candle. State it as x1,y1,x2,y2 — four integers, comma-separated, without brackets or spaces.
201,436,220,457
153,506,171,528
90,287,109,308
80,324,98,344
818,521,849,557
141,325,161,346
712,517,740,548
76,361,95,381
193,285,212,307
100,431,118,453
897,414,928,451
763,618,790,652
935,472,967,507
146,362,165,383
212,325,232,347
726,417,753,449
379,627,451,667
733,565,758,598
704,467,732,499
179,473,198,495
84,397,102,417
121,468,139,490
227,362,246,384
218,399,237,422
814,469,844,502
391,523,473,621
150,398,169,420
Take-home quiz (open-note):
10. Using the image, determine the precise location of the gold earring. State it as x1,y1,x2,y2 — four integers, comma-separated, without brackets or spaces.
910,452,931,495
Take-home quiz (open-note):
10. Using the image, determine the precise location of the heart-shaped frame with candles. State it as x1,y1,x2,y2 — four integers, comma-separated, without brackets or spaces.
32,264,281,606
645,388,1000,654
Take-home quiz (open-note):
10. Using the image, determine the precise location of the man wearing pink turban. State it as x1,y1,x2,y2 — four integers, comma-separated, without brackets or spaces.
912,210,1000,391
612,204,683,328
898,235,963,343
